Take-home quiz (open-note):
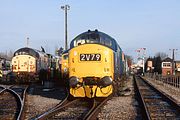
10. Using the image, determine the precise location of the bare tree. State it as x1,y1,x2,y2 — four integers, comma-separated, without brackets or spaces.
155,52,168,60
7,50,14,59
125,55,133,67
0,50,14,60
54,45,59,55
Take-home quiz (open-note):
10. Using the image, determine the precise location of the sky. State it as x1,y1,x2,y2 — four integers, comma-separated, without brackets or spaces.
0,0,180,61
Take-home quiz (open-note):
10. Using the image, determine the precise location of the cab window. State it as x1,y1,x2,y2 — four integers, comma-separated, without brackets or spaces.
74,39,86,46
63,55,68,60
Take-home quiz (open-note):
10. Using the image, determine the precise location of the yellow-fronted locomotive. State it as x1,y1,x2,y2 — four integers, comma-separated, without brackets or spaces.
61,50,69,79
68,30,126,98
12,47,57,82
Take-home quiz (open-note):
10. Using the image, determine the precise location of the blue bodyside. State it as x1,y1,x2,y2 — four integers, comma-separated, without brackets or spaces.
113,47,125,80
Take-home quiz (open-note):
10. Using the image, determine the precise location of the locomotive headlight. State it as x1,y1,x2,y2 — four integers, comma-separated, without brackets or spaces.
98,76,112,88
64,68,67,72
74,51,77,56
104,50,108,55
104,68,110,72
69,76,79,88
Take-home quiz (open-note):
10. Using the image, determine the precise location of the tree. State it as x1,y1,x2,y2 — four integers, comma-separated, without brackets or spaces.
155,52,168,60
153,56,162,74
125,55,133,68
0,50,14,60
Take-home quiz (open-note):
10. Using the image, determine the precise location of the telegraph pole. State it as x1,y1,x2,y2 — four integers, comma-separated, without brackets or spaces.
142,48,146,75
61,5,70,50
169,49,178,75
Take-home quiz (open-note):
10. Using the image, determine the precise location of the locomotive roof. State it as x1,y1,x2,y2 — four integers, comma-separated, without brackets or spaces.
70,30,121,51
62,49,69,54
13,47,47,58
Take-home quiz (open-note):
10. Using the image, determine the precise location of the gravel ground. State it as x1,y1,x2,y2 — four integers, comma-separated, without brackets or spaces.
98,76,142,120
25,84,66,119
1,77,144,120
52,101,89,120
143,77,180,104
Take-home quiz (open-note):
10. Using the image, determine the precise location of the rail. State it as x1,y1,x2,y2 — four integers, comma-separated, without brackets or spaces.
36,98,80,120
34,88,70,120
0,89,22,119
18,85,29,120
0,85,6,93
83,95,112,120
135,75,180,119
36,95,111,120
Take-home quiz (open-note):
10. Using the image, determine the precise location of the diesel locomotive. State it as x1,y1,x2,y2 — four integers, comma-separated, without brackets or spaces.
11,47,57,82
61,50,69,79
68,30,126,98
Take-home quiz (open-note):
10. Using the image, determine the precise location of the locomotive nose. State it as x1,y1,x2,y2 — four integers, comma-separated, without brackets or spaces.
69,76,79,88
98,76,112,88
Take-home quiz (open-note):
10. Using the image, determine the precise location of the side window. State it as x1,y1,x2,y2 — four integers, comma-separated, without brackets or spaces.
104,38,112,47
100,35,112,48
118,47,122,61
113,40,118,51
100,36,105,45
122,52,125,61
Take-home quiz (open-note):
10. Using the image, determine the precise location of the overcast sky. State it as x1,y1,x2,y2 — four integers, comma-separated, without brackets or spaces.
0,0,180,60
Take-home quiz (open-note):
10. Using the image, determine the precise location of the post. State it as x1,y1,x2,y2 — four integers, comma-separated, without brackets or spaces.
169,49,178,75
172,49,175,75
61,5,70,50
142,57,145,75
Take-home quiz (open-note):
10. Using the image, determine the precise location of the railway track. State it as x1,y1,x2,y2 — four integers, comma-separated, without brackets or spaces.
22,84,67,119
0,88,22,119
36,94,112,120
84,96,112,120
0,84,28,120
0,85,6,93
135,75,180,119
10,85,29,120
34,90,70,120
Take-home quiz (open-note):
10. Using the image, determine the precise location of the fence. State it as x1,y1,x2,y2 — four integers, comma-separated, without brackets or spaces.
144,73,180,92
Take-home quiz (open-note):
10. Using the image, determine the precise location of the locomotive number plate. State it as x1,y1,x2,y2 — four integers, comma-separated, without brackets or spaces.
80,54,101,61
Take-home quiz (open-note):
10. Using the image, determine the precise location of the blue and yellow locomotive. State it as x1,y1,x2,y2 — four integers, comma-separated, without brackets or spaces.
61,50,69,79
68,30,126,98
